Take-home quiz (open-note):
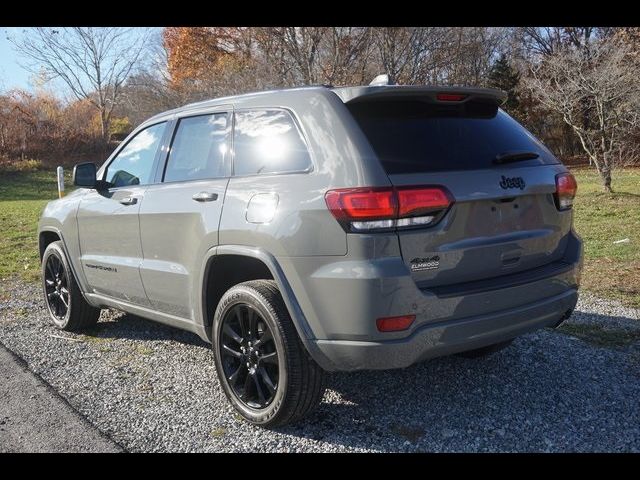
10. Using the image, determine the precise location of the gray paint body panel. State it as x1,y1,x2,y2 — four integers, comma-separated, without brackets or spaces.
139,178,230,319
38,85,583,370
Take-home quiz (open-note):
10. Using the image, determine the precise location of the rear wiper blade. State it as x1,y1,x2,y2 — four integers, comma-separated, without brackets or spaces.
493,151,540,165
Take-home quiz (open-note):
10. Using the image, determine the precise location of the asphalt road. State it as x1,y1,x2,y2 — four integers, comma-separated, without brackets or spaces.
0,343,122,452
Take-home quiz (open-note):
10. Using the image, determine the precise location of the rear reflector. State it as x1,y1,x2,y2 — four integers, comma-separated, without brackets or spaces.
376,315,416,332
325,186,453,232
555,173,577,210
436,93,467,102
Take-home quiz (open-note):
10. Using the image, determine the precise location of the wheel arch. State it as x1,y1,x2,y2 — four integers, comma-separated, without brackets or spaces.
38,226,94,306
39,229,62,260
199,246,316,350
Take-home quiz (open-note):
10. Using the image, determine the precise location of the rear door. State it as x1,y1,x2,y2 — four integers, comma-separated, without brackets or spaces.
347,97,571,289
77,121,167,305
138,109,231,319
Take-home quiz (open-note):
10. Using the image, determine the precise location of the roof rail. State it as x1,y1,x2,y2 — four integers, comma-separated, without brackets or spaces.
313,83,334,88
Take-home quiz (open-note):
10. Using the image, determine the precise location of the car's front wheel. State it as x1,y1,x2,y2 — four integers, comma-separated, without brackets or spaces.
212,280,326,427
41,241,100,331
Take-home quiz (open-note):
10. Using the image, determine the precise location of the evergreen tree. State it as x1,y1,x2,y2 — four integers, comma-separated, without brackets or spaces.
488,54,521,116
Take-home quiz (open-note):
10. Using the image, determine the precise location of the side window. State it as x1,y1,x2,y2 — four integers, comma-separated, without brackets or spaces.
233,110,312,176
105,122,166,188
164,113,230,183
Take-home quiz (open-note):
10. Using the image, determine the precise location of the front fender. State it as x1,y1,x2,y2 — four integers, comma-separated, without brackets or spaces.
38,194,92,300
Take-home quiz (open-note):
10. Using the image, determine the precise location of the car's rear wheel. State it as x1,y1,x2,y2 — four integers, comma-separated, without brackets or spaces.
212,280,326,427
456,339,513,359
42,241,100,331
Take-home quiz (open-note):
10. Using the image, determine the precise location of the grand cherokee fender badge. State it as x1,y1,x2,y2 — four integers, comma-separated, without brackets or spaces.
410,256,440,272
499,175,526,190
85,263,117,273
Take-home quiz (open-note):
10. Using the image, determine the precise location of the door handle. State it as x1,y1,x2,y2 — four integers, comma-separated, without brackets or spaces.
119,196,138,206
192,191,218,202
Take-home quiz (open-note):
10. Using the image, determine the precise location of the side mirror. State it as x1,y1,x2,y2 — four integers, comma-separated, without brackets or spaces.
72,162,97,188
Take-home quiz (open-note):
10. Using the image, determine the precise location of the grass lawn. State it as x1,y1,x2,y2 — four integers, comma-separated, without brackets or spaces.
0,169,72,297
569,167,640,307
1,166,639,307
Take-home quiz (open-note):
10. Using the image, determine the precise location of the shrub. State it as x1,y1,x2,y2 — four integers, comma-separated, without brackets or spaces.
0,157,45,172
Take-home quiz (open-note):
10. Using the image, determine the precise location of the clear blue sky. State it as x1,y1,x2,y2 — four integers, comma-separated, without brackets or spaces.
0,27,161,94
0,28,33,91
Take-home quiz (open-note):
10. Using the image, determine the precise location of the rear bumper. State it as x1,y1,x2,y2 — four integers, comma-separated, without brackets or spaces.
309,288,577,371
277,229,582,372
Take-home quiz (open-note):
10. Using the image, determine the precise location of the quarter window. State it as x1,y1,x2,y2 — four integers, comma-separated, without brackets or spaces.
164,113,230,183
105,122,166,187
233,110,311,176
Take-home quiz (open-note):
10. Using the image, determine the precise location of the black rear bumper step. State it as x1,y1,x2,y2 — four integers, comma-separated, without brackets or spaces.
422,260,575,299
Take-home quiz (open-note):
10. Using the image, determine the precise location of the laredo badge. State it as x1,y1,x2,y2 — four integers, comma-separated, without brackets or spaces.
410,255,440,272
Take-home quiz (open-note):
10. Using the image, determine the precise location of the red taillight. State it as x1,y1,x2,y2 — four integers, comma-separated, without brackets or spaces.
397,187,452,217
376,315,416,332
555,173,577,210
436,93,467,102
325,186,453,232
324,188,396,220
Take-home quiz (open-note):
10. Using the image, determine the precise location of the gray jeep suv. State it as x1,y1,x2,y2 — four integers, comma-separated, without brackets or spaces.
38,84,582,426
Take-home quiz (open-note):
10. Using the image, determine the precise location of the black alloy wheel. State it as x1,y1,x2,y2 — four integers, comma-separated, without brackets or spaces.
219,304,280,409
44,252,70,320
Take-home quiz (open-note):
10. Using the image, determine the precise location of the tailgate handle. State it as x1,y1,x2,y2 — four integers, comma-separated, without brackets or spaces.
501,249,522,266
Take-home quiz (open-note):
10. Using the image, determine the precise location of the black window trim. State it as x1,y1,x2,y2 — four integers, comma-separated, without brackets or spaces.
158,109,233,185
230,106,314,178
98,120,170,191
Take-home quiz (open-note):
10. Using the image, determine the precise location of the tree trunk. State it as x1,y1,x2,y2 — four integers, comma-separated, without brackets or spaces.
99,108,109,145
599,165,613,193
600,147,614,193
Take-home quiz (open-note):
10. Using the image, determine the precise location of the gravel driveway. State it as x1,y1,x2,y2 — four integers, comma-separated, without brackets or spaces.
1,280,639,452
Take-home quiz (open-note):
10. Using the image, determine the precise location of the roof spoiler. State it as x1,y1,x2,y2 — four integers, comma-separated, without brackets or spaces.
332,85,507,107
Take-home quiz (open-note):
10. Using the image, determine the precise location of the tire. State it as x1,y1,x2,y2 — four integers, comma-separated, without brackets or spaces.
212,280,326,427
456,339,513,359
41,241,100,331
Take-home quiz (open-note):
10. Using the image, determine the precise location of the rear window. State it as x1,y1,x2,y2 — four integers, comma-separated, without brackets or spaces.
347,100,559,174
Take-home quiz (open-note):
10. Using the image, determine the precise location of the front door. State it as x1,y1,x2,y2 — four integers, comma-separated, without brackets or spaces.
77,121,167,306
139,111,231,319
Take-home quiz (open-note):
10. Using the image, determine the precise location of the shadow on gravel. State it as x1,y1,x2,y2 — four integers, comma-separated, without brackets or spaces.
87,312,210,349
556,316,640,348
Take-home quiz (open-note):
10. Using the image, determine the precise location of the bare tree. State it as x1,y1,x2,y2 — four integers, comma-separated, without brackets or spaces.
277,27,327,84
439,27,511,86
373,27,451,85
319,27,375,85
519,27,569,56
249,27,376,87
524,38,640,192
10,27,150,145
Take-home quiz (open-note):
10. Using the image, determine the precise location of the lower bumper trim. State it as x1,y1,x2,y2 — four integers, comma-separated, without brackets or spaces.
311,288,578,372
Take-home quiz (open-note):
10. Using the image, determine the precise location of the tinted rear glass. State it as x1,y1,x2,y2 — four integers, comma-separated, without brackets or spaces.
347,100,558,174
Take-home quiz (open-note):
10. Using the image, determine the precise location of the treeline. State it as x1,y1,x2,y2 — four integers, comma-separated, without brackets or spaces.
0,90,131,163
2,27,639,189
